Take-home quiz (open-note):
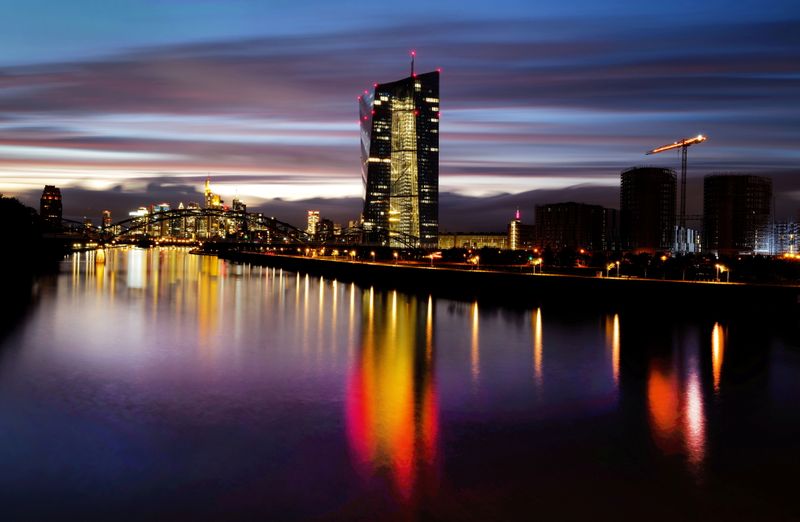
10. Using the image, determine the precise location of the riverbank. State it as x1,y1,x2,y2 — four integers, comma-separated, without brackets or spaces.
218,251,800,316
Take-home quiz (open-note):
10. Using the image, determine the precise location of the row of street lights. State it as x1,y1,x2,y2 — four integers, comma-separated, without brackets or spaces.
299,248,736,283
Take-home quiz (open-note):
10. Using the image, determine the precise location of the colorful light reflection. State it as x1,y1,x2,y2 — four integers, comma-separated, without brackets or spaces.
346,291,438,501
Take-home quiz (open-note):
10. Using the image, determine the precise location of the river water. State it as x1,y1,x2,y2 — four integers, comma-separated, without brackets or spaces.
0,248,798,520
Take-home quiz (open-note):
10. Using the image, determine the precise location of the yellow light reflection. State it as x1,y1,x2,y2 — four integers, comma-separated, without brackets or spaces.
318,276,325,349
348,282,356,360
532,308,542,386
471,301,480,383
126,248,146,290
196,254,220,352
331,280,338,353
711,323,725,392
346,292,438,501
604,314,620,386
426,295,433,363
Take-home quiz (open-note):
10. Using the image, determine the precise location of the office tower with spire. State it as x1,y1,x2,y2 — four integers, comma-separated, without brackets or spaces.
359,54,439,248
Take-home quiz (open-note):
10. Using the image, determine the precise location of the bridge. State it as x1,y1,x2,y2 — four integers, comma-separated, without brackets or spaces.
59,207,422,249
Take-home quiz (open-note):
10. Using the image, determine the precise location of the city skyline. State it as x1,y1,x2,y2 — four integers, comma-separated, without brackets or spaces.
0,0,798,230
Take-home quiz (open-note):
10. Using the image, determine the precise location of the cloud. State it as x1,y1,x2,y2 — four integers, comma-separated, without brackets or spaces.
1,15,799,228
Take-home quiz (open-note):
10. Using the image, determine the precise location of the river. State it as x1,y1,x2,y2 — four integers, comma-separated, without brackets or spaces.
0,247,797,520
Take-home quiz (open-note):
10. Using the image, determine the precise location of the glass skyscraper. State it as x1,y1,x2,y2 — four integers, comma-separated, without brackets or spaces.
360,70,439,249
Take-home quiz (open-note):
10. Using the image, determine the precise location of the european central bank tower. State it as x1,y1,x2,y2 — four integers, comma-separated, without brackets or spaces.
360,70,439,248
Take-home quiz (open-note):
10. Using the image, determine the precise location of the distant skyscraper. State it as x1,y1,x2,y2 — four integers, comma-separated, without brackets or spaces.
620,167,676,253
204,177,222,209
102,210,112,229
39,185,62,227
360,68,439,248
704,174,772,255
508,209,521,250
307,210,320,237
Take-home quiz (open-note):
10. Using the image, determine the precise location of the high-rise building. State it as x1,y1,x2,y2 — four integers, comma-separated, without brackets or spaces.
534,202,618,252
204,177,222,209
307,210,320,237
101,210,112,229
703,174,772,255
318,218,334,241
360,68,439,248
40,185,62,227
620,167,676,253
509,209,521,250
773,221,798,255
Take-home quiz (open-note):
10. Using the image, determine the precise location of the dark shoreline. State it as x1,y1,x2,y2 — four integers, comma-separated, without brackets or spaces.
218,251,800,318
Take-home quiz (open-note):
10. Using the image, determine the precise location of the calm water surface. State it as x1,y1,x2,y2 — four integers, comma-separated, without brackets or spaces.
1,248,798,520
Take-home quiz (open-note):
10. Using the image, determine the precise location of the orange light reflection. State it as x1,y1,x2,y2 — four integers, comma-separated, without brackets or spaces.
346,292,438,502
712,323,725,392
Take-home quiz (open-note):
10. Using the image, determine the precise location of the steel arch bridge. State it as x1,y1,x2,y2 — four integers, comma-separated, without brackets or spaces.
61,208,424,249
98,208,313,244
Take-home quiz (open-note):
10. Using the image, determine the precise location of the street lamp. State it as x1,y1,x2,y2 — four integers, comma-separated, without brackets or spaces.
616,260,620,277
469,255,480,269
370,251,376,263
393,251,398,265
717,264,729,282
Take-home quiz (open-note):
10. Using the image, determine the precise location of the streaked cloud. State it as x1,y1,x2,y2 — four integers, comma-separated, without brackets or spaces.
1,2,798,228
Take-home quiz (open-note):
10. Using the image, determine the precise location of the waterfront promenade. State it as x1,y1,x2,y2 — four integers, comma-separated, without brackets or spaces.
219,251,800,316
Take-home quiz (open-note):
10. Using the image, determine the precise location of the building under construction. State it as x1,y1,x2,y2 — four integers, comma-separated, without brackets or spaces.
703,174,772,255
620,167,676,254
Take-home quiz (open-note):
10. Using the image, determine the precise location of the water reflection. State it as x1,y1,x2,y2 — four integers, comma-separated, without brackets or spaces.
346,290,438,502
643,326,707,475
684,367,705,468
4,248,794,519
712,322,726,393
604,313,620,386
470,301,480,384
532,308,542,386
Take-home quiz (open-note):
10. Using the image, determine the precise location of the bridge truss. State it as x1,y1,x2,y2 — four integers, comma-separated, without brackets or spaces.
62,207,423,249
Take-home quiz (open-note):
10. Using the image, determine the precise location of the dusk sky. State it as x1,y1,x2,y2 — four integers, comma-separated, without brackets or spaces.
1,0,798,229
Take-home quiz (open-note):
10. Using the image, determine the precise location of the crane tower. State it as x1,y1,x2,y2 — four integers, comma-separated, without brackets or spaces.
646,134,707,252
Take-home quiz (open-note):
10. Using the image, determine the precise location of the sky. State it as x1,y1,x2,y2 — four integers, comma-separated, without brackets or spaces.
0,0,798,230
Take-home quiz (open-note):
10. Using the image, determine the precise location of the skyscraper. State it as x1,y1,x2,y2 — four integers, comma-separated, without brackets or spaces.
102,210,112,229
307,210,320,237
509,209,521,250
39,185,62,227
703,174,772,255
620,167,676,253
360,68,439,248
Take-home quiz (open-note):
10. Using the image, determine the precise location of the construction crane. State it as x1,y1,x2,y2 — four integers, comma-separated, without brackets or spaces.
647,134,707,252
